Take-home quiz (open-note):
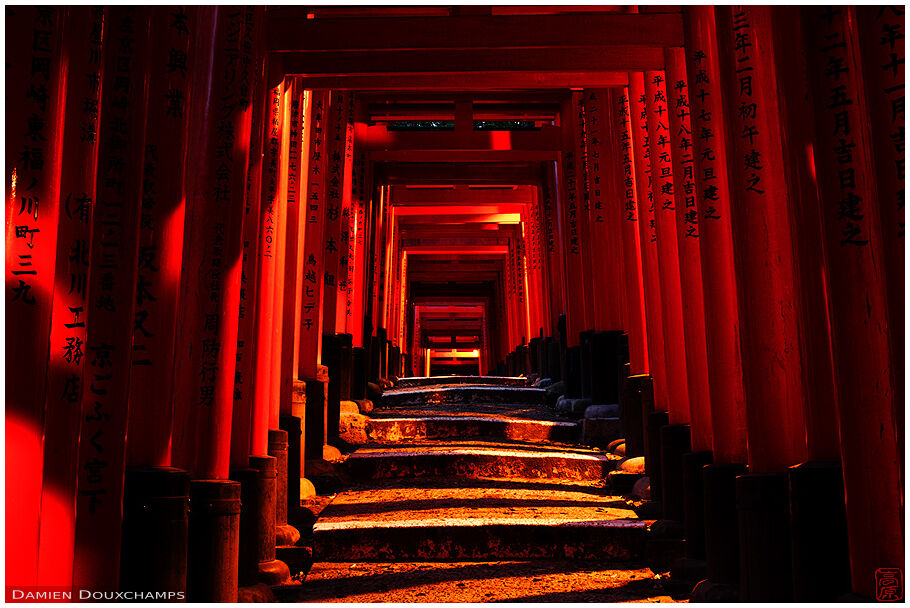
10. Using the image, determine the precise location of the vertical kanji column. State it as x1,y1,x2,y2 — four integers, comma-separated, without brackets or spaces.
71,6,150,592
628,71,670,502
803,5,902,598
629,73,667,411
857,5,905,474
683,6,750,590
169,6,257,601
322,92,351,336
716,6,810,601
614,88,649,376
34,7,103,590
5,6,66,589
299,90,331,461
538,172,564,340
335,95,356,335
644,70,690,427
664,50,712,453
119,6,195,595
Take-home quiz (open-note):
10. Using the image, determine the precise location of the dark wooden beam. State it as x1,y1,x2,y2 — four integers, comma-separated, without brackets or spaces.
356,126,562,152
282,47,664,76
296,71,629,91
267,12,684,52
376,162,542,185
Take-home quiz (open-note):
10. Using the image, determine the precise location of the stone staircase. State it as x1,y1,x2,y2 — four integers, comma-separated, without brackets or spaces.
279,376,684,602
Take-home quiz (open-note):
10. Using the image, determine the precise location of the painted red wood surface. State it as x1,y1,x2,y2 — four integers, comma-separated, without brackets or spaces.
644,70,690,425
584,90,624,332
6,5,66,589
170,6,256,481
321,92,352,336
715,5,808,473
270,81,291,422
35,7,104,588
251,73,284,451
614,88,649,376
664,47,712,451
682,6,748,464
804,5,902,595
230,7,266,467
71,6,150,590
629,71,669,412
126,6,195,469
298,89,332,379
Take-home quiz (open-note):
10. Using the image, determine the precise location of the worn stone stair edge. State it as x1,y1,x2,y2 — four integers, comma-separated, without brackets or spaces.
370,415,575,427
348,447,613,461
314,518,650,531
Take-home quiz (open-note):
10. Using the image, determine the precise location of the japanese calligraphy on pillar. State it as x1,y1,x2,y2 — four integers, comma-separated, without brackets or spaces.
687,48,725,224
667,67,699,238
584,92,606,226
127,7,194,459
859,6,904,239
617,91,638,223
730,10,768,205
635,85,657,242
807,6,872,247
36,6,103,586
321,91,350,333
73,6,150,589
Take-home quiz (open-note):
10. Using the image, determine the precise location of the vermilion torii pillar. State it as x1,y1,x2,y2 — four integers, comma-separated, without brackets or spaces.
71,6,150,591
644,69,690,427
170,6,257,601
613,88,649,376
664,48,713,453
299,89,333,460
6,6,66,590
35,7,102,589
716,6,810,600
804,5,902,597
583,90,624,333
538,170,565,338
629,72,668,412
322,92,353,336
857,5,905,471
558,94,592,349
682,6,748,468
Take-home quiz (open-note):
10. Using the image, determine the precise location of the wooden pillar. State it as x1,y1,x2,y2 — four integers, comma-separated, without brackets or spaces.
664,47,713,451
270,80,292,425
716,6,809,473
33,7,102,588
584,90,624,332
538,174,565,334
558,94,593,346
335,96,356,335
347,150,368,346
682,6,748,465
322,92,352,336
71,6,150,591
614,88,649,376
231,8,266,469
251,70,284,454
803,5,902,596
126,6,194,469
629,72,669,412
6,5,66,588
857,5,905,475
644,70,690,425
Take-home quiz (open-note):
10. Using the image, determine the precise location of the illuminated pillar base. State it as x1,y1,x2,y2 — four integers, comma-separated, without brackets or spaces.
229,467,261,588
322,336,345,448
788,462,850,601
186,479,241,603
736,472,792,602
119,467,190,597
248,456,291,586
268,430,300,547
659,424,691,522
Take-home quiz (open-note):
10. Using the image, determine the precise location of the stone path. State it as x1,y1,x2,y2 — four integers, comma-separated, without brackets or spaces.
279,376,687,603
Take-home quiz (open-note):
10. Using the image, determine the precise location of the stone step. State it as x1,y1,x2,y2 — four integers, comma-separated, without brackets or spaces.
396,375,528,389
381,385,546,408
311,481,650,562
343,442,620,483
367,415,579,444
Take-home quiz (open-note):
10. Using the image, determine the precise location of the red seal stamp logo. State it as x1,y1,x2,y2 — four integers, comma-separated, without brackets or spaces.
876,568,903,602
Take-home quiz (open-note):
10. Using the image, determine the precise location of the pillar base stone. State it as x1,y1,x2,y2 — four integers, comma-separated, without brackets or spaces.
258,558,291,586
736,472,793,602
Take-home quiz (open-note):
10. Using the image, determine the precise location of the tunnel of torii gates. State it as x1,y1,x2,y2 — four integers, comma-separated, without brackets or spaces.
3,3,905,604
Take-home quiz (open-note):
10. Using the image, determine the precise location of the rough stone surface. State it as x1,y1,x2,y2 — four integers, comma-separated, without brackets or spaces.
582,417,623,446
396,375,528,389
690,579,739,603
237,582,275,602
533,377,554,388
617,456,646,474
607,438,626,452
339,400,360,415
366,415,578,444
285,561,687,603
632,476,652,500
556,396,592,415
356,399,374,414
338,412,369,445
585,403,620,418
